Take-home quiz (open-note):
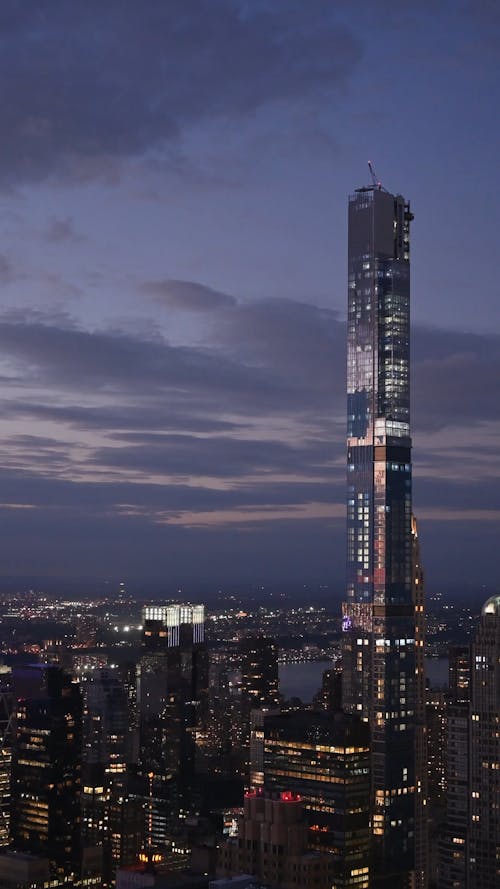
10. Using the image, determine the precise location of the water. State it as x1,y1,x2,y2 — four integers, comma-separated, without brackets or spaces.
279,656,449,702
279,660,332,703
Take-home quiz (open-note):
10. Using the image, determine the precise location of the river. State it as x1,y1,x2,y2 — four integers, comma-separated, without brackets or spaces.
279,656,449,703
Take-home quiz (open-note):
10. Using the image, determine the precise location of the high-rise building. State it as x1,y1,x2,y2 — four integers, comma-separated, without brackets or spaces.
438,704,469,889
448,645,471,705
240,636,280,716
342,180,419,887
412,516,428,889
468,595,500,889
217,790,337,889
0,667,13,849
137,603,208,850
238,636,280,779
262,710,370,889
10,664,82,880
81,666,141,882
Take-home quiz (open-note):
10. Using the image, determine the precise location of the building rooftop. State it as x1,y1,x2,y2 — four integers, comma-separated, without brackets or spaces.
482,595,500,616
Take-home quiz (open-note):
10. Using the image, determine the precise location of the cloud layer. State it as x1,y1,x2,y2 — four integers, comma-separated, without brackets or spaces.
0,0,360,183
0,293,498,593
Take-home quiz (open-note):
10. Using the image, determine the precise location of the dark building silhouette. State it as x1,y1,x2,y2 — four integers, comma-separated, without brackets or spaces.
81,665,141,881
448,646,471,705
312,660,343,713
342,180,421,887
10,664,82,881
262,710,370,889
240,636,280,716
438,703,469,889
412,516,428,889
0,667,13,849
238,636,279,779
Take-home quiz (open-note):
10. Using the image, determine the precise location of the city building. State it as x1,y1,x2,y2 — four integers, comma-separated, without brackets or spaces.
240,636,280,720
0,666,13,849
10,664,83,881
468,595,500,889
342,179,420,887
81,665,141,881
448,646,471,705
312,660,343,713
412,516,428,889
261,710,370,889
238,636,280,779
217,790,337,889
438,704,469,889
137,603,208,850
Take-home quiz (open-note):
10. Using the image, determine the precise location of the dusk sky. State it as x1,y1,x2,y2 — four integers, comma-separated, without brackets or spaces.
0,1,498,598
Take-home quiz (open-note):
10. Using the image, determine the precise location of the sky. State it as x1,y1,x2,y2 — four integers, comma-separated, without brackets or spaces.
0,0,498,599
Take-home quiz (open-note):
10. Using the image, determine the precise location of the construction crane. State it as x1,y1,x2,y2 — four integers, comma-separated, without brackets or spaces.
355,161,386,194
368,160,382,190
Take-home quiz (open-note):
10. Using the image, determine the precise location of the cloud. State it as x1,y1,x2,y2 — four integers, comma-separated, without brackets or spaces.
91,432,335,480
143,279,237,311
0,300,497,590
0,0,361,184
44,217,81,243
0,254,15,283
413,326,500,430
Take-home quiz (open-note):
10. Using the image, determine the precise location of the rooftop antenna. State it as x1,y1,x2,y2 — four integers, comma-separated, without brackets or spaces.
368,160,382,190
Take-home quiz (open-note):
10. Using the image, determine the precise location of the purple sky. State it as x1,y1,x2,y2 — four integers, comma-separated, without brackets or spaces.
0,1,498,598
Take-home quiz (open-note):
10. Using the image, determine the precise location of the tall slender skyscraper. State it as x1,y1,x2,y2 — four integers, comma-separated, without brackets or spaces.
342,180,417,887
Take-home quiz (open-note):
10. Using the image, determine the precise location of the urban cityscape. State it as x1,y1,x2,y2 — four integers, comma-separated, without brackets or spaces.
0,3,497,889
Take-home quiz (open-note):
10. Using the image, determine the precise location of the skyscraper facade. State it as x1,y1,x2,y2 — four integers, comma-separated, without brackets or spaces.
137,603,208,850
468,595,500,888
10,664,82,880
342,182,417,886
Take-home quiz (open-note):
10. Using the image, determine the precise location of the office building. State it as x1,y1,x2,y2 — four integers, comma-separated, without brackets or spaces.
217,790,337,889
448,646,471,705
262,710,370,889
0,668,12,848
312,660,343,713
240,636,279,717
10,664,82,880
412,516,428,888
438,704,469,889
81,666,141,881
342,179,419,886
138,603,208,849
468,595,500,889
238,636,279,779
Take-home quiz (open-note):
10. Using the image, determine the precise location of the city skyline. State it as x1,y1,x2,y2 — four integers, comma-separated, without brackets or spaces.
0,2,497,595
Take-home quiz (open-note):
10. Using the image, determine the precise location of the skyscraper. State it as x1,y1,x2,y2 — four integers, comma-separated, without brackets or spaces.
468,595,500,888
10,664,82,880
342,180,418,887
137,603,208,850
262,710,371,888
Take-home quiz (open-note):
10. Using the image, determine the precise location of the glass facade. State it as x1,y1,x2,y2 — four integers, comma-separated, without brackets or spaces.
343,186,417,886
262,711,371,889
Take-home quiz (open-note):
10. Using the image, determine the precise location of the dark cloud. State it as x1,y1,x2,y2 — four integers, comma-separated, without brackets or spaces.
44,217,81,243
0,0,360,183
92,432,335,480
0,254,15,283
143,279,237,311
0,310,340,416
0,300,498,589
413,327,500,430
2,401,244,435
